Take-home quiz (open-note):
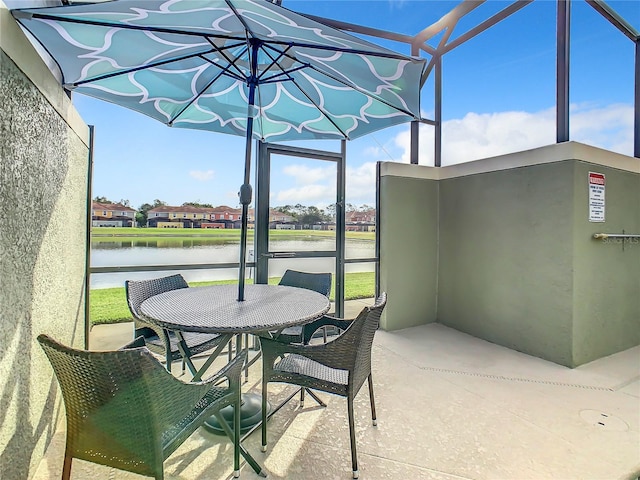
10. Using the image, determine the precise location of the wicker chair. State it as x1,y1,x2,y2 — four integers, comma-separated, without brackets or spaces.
37,334,247,480
276,270,332,343
259,293,387,479
126,274,227,374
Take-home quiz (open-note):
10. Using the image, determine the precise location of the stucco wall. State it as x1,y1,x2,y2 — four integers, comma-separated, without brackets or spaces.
571,161,640,365
0,2,89,478
379,163,438,330
378,143,640,368
438,161,576,366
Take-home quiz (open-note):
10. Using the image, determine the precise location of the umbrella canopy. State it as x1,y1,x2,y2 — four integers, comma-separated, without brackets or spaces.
13,0,426,300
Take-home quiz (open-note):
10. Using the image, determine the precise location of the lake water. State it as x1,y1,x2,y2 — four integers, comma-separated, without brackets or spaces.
90,237,375,289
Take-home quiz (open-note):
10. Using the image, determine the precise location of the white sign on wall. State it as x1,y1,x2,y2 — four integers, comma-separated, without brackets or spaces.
588,172,605,222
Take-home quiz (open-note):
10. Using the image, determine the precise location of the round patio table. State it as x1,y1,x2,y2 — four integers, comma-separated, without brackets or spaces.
140,283,330,434
140,283,330,335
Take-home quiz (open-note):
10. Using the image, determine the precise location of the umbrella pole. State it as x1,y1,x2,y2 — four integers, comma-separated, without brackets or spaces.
238,179,251,301
238,64,258,301
237,128,253,301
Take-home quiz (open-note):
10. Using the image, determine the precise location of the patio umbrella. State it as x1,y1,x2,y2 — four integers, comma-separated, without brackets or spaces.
12,0,426,300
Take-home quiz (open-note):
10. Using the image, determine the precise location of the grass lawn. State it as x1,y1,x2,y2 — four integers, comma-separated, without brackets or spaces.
90,272,375,326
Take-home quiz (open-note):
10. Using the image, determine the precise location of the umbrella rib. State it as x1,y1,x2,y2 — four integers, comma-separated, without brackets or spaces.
66,50,212,88
255,43,304,83
274,41,414,62
204,37,249,82
16,11,250,42
167,59,236,126
17,11,418,62
256,43,350,138
255,45,323,84
261,43,419,118
292,79,351,139
260,70,302,83
255,45,293,82
224,0,256,40
304,63,419,119
68,38,249,88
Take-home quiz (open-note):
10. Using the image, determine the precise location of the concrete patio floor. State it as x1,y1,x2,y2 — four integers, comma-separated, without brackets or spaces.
33,300,639,479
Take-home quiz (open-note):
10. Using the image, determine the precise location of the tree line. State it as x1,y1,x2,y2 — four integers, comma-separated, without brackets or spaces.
94,196,374,227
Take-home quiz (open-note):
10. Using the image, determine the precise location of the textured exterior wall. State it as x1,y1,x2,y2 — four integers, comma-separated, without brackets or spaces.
572,161,640,365
379,163,438,330
438,162,576,366
378,143,639,368
0,2,89,478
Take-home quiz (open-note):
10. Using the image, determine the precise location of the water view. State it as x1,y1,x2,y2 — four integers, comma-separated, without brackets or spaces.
90,237,376,289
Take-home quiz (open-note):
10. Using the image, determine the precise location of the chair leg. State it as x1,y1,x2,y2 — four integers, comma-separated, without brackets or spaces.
234,391,241,477
367,373,377,426
242,334,249,382
347,396,359,479
300,385,305,406
61,452,72,480
261,377,268,452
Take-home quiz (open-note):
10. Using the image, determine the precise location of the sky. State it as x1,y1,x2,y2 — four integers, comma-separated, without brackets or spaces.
36,0,638,211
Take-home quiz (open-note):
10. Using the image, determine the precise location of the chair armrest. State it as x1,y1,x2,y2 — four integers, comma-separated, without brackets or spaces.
132,349,246,451
260,333,354,373
148,350,247,427
119,335,147,350
301,315,353,344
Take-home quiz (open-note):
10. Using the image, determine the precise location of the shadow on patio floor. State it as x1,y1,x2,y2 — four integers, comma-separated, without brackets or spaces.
34,307,640,479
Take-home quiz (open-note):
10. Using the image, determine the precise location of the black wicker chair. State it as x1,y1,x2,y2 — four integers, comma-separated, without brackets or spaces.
276,269,332,343
259,293,387,479
38,334,247,480
126,274,228,374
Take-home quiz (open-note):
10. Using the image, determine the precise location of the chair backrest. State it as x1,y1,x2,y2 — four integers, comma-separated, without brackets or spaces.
125,274,189,327
339,293,387,395
37,334,170,476
278,269,332,297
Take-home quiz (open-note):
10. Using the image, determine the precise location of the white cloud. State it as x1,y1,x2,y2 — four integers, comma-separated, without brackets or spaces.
273,162,379,205
363,145,382,157
270,102,634,207
282,164,334,184
394,103,634,166
276,184,335,203
570,103,634,154
189,169,215,181
346,162,378,201
273,163,337,204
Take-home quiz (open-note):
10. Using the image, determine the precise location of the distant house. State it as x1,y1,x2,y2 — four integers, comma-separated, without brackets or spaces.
346,209,376,232
269,209,294,226
92,202,136,227
208,206,243,228
248,208,295,229
147,205,243,228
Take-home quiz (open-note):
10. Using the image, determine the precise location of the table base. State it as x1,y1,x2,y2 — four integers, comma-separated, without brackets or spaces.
204,393,271,435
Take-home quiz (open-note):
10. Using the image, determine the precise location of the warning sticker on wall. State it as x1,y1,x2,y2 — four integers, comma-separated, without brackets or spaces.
588,172,605,222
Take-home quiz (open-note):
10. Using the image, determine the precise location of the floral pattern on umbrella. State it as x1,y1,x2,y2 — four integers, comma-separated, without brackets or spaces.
14,0,425,142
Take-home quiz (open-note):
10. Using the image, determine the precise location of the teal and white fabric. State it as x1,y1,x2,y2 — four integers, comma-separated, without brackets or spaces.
13,0,425,142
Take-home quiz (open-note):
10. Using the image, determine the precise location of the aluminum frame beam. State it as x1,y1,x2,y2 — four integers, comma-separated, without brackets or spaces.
303,0,639,162
557,0,571,144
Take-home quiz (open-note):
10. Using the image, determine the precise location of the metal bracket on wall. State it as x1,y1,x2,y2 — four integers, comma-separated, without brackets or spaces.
592,231,640,251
